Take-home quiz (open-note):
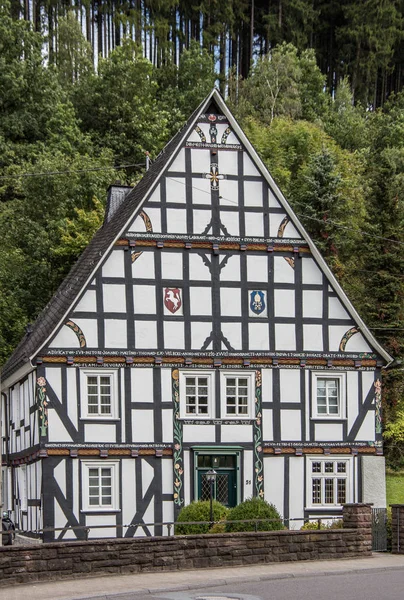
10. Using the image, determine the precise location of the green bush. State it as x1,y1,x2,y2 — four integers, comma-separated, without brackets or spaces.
175,500,228,535
300,519,343,531
225,497,283,532
209,521,227,534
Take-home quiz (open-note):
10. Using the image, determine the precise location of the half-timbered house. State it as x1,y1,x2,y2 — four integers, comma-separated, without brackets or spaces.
1,89,390,541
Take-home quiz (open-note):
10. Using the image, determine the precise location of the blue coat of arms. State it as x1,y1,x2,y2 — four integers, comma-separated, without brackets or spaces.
250,291,266,315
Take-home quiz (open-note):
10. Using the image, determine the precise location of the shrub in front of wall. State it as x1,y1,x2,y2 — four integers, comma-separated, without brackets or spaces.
175,500,228,534
225,497,284,532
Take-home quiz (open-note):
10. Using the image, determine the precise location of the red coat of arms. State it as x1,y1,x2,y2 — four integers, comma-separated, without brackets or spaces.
164,288,182,313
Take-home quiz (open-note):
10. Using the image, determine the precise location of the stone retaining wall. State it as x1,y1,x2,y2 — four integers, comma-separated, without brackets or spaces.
0,504,372,587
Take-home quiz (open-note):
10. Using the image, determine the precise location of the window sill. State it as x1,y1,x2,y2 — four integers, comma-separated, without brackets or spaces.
80,509,121,514
80,417,120,421
310,416,346,421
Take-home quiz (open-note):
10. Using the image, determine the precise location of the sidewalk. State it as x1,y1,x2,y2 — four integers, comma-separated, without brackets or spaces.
2,553,404,600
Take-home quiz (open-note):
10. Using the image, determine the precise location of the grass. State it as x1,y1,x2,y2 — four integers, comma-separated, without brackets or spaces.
386,470,404,507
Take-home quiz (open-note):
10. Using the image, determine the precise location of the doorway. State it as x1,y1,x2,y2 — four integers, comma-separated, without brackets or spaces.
195,453,239,508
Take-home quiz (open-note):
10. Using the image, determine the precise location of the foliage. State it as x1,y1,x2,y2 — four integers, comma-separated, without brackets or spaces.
300,519,343,530
225,498,284,532
175,500,228,535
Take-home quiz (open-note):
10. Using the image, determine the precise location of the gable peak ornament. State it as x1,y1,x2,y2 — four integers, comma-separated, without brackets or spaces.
164,288,182,314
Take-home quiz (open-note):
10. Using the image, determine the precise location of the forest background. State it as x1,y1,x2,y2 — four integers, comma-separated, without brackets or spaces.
0,0,403,467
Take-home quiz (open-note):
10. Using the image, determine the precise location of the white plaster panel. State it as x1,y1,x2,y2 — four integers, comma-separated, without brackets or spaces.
74,290,96,313
329,325,350,352
162,409,173,443
345,332,372,353
275,324,296,351
103,284,126,313
187,127,202,143
303,324,323,351
273,256,295,283
132,410,154,443
163,286,183,316
146,184,160,203
162,458,174,495
73,318,98,347
329,296,350,320
221,425,253,442
280,369,300,403
132,251,155,279
193,209,212,234
105,319,127,348
243,152,259,176
270,213,289,238
45,368,62,401
247,255,268,282
314,423,343,442
189,253,211,280
281,410,301,441
49,325,81,348
262,369,272,403
191,322,212,349
86,515,116,538
190,287,212,315
163,502,174,531
356,411,375,441
54,461,66,498
274,290,295,317
303,291,323,318
285,221,301,239
166,208,187,233
164,322,184,349
134,321,157,349
84,423,116,442
289,457,304,520
268,187,282,208
66,368,78,428
130,207,161,233
220,254,240,281
221,323,242,350
243,450,254,500
161,369,172,403
102,250,125,278
249,323,269,350
48,408,72,442
168,148,185,172
263,456,284,514
302,258,323,284
131,368,153,402
133,285,156,314
218,150,238,175
166,177,186,203
142,459,154,495
220,211,240,236
362,371,375,402
362,456,386,508
244,181,263,207
262,408,273,440
182,425,216,443
218,124,239,145
161,252,183,280
347,371,358,433
245,212,264,237
220,288,241,316
191,149,211,174
248,290,268,318
192,178,211,205
219,179,238,206
122,460,136,526
54,500,71,536
184,450,190,506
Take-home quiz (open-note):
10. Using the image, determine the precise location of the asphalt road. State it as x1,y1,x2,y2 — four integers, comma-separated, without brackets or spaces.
145,570,404,600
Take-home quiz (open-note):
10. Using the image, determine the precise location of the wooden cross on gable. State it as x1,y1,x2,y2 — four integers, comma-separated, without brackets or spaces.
203,163,226,191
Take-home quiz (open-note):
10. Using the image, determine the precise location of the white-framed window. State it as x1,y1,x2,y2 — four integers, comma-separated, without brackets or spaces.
179,370,214,419
80,370,118,419
82,461,119,511
220,371,255,419
307,458,352,508
312,372,346,419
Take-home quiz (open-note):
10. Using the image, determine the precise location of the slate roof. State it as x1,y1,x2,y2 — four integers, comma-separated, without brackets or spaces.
1,91,215,382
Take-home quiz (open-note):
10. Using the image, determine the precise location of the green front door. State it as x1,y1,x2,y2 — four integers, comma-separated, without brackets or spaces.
196,454,238,508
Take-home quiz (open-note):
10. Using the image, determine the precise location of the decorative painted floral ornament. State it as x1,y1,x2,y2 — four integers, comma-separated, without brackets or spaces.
250,291,266,315
164,288,182,314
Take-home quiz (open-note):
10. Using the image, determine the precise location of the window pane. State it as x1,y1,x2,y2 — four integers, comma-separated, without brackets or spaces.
337,479,346,504
312,479,321,503
324,479,334,503
101,496,112,505
312,462,321,473
198,378,208,386
186,378,195,386
337,462,346,473
325,462,334,473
